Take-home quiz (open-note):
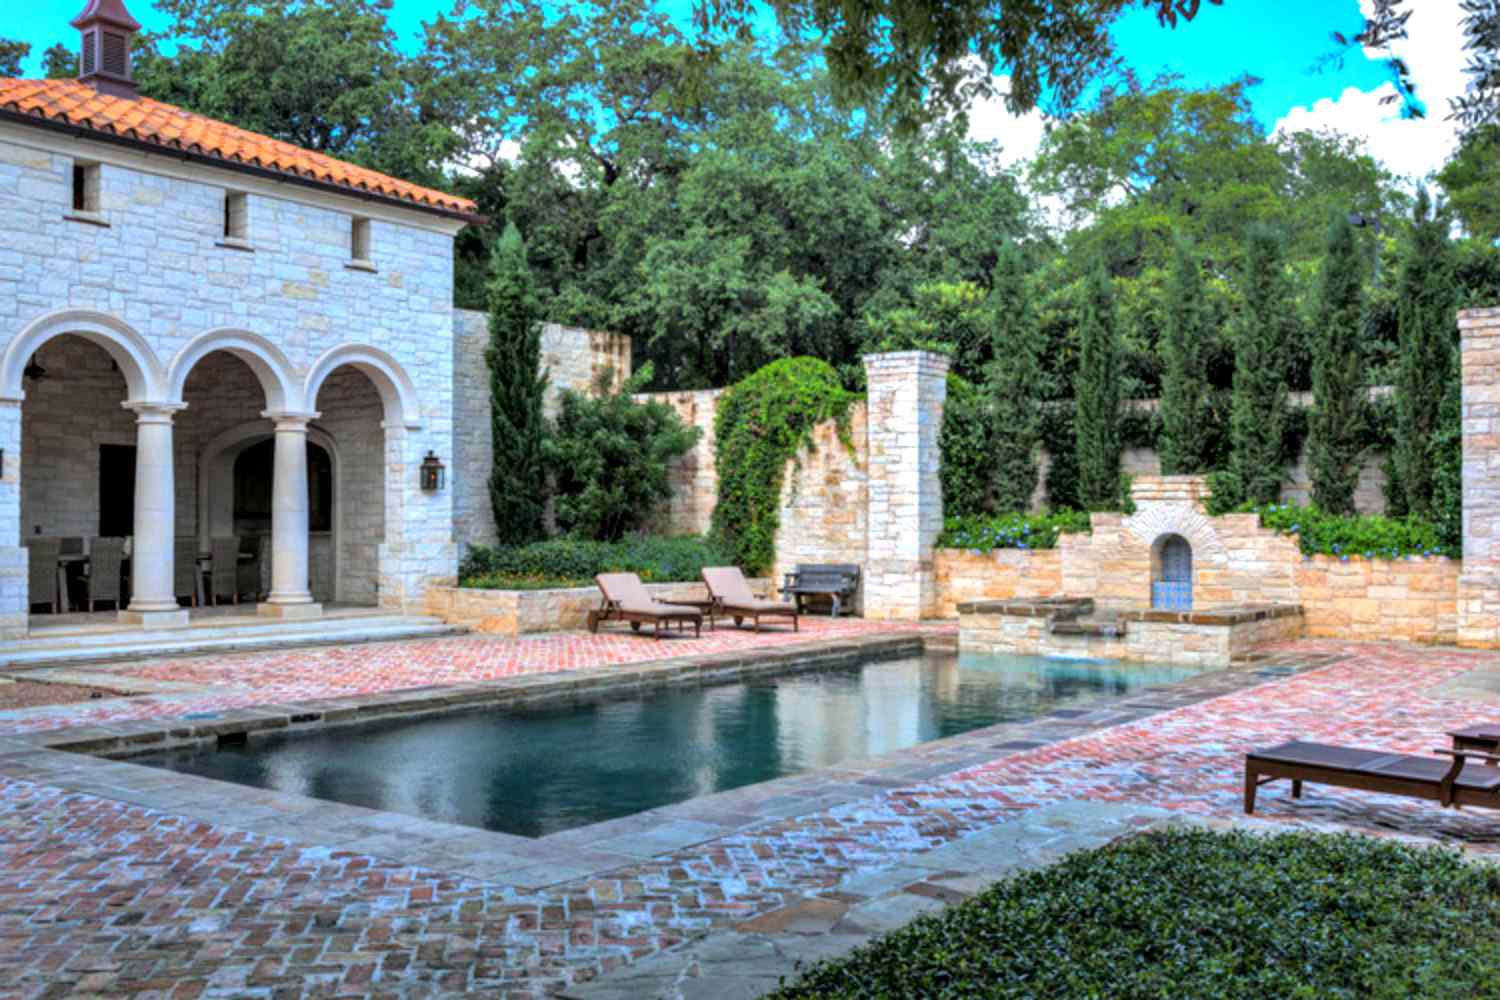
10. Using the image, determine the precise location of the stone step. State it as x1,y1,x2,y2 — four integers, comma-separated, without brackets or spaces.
0,616,466,669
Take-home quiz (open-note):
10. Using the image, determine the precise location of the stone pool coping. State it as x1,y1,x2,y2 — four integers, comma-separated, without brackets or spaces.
0,633,1334,893
957,596,1305,626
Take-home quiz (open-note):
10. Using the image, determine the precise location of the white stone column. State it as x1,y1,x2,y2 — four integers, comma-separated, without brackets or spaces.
121,401,190,628
862,351,949,620
260,411,323,620
0,399,26,638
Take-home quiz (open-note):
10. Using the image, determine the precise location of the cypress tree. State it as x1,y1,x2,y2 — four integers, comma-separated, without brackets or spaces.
987,245,1046,512
1308,213,1368,514
1393,188,1456,518
1159,237,1208,475
1074,261,1122,511
485,220,549,543
1228,226,1295,507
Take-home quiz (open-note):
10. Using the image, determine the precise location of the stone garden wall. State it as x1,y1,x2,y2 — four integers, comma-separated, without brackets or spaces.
426,577,770,637
637,388,723,537
936,474,1462,645
451,312,632,549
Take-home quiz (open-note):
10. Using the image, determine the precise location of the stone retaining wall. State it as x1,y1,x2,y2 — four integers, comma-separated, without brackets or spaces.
958,600,1304,667
933,548,1063,619
426,578,771,636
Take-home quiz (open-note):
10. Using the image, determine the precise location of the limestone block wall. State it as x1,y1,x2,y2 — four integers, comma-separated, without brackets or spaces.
933,548,1063,618
1460,308,1500,647
1297,555,1458,643
426,577,768,636
313,368,386,605
638,388,723,537
773,405,869,608
0,123,463,621
450,311,634,548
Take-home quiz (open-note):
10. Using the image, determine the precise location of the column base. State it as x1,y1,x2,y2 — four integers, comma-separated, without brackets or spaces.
118,608,191,629
258,601,324,621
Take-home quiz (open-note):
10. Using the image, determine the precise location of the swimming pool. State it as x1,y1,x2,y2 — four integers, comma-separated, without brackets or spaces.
137,651,1209,837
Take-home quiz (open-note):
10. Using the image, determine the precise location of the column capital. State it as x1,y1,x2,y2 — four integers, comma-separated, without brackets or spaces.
122,400,188,423
261,410,320,430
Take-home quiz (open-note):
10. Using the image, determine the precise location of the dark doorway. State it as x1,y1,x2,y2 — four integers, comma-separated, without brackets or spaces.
233,440,333,534
98,444,136,536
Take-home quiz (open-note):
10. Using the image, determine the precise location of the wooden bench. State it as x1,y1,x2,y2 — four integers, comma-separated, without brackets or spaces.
779,563,860,617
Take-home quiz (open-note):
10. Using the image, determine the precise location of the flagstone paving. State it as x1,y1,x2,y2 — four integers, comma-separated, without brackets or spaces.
3,636,1500,998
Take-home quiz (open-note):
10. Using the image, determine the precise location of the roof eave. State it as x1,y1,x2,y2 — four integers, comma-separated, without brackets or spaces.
0,106,485,226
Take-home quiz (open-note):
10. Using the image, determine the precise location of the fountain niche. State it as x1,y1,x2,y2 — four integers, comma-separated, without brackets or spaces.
956,476,1305,667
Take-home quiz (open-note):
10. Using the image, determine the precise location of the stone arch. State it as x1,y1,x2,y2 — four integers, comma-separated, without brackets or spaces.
196,419,342,600
2,309,162,401
165,330,299,411
303,344,421,428
1150,532,1194,610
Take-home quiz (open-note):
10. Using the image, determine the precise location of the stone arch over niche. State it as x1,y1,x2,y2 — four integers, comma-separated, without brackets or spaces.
197,420,342,602
2,309,162,402
1151,533,1193,610
165,330,299,412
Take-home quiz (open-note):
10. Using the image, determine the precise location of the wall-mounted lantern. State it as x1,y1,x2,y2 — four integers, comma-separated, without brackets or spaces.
420,450,446,492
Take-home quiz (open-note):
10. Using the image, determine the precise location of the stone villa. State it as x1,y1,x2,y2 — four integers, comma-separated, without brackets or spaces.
0,0,509,639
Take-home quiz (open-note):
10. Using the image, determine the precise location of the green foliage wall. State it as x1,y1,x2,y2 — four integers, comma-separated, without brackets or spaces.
485,221,549,544
711,358,859,574
1073,263,1123,510
545,364,701,542
1309,214,1369,514
987,245,1047,512
1228,226,1296,507
939,375,994,518
1392,189,1457,519
1158,239,1208,474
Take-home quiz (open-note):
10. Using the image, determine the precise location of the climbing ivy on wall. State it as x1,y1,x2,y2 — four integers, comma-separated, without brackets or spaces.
711,358,860,574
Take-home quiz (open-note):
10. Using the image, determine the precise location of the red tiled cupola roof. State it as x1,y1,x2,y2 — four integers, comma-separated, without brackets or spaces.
0,78,480,221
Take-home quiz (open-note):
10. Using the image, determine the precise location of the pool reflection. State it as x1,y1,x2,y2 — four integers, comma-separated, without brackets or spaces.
141,651,1208,837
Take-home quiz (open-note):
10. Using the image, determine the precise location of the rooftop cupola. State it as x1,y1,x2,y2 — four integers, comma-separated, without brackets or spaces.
71,0,142,98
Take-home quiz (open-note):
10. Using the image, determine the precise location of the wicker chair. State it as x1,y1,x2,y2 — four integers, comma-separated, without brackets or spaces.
26,537,61,613
87,537,126,612
209,536,241,605
236,536,261,601
173,537,199,607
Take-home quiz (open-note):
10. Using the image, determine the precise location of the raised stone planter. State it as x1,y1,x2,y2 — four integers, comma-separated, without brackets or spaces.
426,578,772,637
957,597,1304,668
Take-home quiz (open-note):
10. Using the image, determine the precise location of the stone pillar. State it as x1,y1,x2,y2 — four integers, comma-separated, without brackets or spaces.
121,401,190,628
0,399,26,638
260,411,323,620
862,351,949,620
1459,308,1500,646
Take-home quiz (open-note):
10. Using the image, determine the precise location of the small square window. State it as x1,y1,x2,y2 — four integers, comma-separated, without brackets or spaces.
72,162,100,214
223,192,248,241
351,216,372,262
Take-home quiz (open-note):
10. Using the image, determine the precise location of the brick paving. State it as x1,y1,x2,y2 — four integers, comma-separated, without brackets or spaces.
3,637,1500,997
4,618,942,734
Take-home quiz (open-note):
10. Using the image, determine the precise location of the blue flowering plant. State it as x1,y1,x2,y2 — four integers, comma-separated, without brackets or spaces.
1251,504,1456,560
937,510,1092,553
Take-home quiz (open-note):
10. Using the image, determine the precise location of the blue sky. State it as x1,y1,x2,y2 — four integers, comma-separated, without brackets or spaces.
6,0,1460,177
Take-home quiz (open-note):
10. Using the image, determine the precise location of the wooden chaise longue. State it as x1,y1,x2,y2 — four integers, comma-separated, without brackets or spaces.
1245,725,1500,815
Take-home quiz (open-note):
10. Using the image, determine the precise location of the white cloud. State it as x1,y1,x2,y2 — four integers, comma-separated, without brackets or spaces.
964,74,1050,171
1272,0,1467,181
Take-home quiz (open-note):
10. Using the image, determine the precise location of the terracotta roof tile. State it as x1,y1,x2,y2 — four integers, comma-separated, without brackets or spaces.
0,78,478,219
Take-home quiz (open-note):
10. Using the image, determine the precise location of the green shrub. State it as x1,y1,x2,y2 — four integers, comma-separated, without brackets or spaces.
768,828,1500,999
545,363,701,541
936,510,1091,552
712,357,859,574
459,535,730,589
1252,503,1456,559
939,375,994,518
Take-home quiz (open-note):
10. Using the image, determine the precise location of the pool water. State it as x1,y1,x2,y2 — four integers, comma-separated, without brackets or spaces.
138,652,1208,837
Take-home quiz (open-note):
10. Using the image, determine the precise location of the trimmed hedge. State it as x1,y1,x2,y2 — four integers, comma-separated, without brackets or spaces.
768,828,1500,999
459,536,731,590
1252,503,1456,560
936,510,1091,552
